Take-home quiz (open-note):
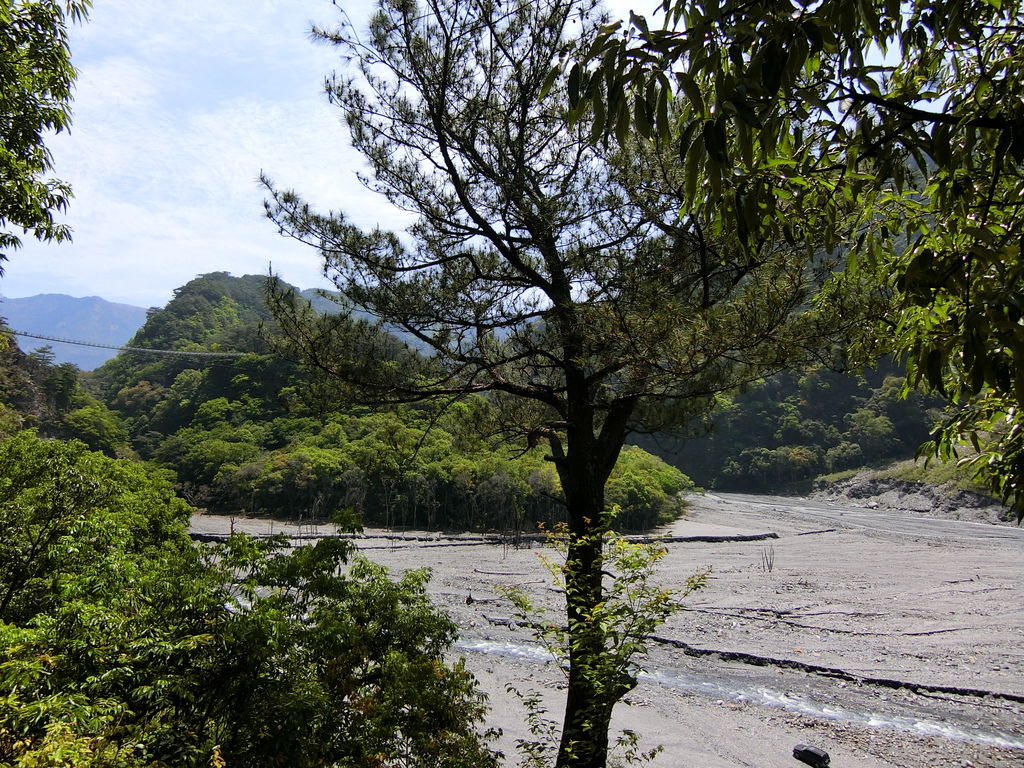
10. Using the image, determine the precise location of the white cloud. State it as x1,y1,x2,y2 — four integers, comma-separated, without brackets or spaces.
3,0,640,308
74,56,161,111
75,0,347,67
5,1,391,307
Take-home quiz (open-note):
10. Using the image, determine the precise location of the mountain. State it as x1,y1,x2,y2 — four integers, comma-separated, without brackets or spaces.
0,293,148,370
90,272,281,405
298,287,434,354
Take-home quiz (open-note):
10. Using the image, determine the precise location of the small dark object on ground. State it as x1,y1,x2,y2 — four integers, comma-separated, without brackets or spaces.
793,743,830,767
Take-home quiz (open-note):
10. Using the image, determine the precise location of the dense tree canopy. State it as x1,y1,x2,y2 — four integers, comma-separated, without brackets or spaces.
0,0,89,271
0,325,130,454
569,0,1024,518
647,363,942,490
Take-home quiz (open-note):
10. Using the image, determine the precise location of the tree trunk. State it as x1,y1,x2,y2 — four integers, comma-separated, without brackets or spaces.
554,431,633,768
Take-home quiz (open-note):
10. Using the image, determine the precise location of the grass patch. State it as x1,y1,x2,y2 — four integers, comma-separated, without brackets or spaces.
816,468,861,484
876,455,994,496
817,455,999,503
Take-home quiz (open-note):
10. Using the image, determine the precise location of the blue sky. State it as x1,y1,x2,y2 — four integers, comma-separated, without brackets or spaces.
1,0,638,309
1,0,401,307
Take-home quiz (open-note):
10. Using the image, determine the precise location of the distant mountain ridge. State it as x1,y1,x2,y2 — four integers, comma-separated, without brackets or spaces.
0,293,149,370
298,287,433,354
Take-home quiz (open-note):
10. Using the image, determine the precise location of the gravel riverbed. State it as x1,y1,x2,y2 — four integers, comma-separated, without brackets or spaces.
191,491,1024,767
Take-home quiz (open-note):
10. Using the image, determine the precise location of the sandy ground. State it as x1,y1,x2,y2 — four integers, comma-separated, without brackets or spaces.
191,493,1024,767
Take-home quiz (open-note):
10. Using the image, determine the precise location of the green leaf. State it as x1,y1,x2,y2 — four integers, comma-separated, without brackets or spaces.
591,87,607,144
634,94,653,138
760,39,788,94
970,431,982,454
539,63,561,100
684,131,703,205
676,119,699,161
925,348,946,393
735,191,750,245
802,20,824,52
655,76,670,138
675,71,705,117
567,64,581,107
736,118,752,168
615,95,631,144
702,119,729,164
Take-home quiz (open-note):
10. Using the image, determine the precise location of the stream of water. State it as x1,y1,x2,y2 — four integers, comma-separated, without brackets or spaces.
455,638,1024,751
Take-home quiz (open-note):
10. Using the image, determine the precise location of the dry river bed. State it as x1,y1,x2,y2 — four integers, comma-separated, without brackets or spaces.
191,493,1024,767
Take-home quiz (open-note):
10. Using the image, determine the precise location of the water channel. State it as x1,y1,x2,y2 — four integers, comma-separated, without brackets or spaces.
455,638,1024,751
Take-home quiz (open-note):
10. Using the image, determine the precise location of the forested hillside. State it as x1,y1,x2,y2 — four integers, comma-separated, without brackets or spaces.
87,272,692,532
642,365,943,492
0,320,130,456
5,272,947,529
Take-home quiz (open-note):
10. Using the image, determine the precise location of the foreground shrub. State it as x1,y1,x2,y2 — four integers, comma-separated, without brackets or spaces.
0,432,497,768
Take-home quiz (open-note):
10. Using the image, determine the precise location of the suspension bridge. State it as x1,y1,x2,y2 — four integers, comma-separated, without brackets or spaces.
3,328,249,359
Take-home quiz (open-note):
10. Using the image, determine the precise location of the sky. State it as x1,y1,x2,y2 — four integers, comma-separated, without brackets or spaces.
0,0,418,308
1,0,646,310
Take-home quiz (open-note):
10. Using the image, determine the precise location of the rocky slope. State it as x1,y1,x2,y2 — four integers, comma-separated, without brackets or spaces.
811,471,1014,524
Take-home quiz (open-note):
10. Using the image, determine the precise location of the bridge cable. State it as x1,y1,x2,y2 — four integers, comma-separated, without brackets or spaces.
3,328,249,359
